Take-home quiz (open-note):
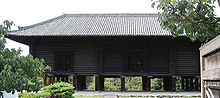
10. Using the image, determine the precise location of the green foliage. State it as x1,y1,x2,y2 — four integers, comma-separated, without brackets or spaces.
125,77,142,90
104,78,121,90
42,82,75,98
19,92,34,98
86,76,95,90
176,77,182,90
0,20,50,95
19,92,51,98
87,77,166,91
151,78,163,90
152,0,220,42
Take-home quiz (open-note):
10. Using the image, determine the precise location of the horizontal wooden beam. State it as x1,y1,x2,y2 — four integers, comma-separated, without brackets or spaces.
203,68,220,80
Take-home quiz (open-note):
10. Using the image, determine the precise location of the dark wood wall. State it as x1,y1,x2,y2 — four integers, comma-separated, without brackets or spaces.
29,36,200,76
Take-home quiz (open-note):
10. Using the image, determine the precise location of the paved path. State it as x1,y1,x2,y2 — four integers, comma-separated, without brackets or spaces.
73,91,201,97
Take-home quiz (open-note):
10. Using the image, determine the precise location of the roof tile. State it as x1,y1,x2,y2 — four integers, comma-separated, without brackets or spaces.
8,14,172,36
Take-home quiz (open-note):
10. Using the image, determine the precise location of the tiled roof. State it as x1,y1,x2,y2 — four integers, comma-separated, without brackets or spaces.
8,14,172,36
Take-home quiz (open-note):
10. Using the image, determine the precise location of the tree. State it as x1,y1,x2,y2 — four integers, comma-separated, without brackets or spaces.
0,20,50,96
152,0,220,42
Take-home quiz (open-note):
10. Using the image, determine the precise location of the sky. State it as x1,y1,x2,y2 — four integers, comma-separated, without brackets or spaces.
1,0,220,56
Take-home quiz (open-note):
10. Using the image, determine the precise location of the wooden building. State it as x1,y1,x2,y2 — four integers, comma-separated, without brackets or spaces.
200,35,220,98
8,14,200,91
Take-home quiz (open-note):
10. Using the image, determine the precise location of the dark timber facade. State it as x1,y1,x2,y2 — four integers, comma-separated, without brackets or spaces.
8,14,200,91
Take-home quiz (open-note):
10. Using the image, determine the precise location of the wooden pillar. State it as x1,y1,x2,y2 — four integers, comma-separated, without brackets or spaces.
190,77,194,90
181,77,185,90
51,76,55,84
61,76,65,81
164,77,172,91
172,76,176,91
143,76,151,91
64,76,68,82
77,76,86,90
146,76,151,91
95,76,99,91
142,76,147,91
72,75,77,90
164,77,168,91
201,57,205,98
163,77,168,91
95,75,104,91
195,77,199,91
186,77,189,91
121,76,125,91
43,74,48,86
57,76,60,82
48,76,52,85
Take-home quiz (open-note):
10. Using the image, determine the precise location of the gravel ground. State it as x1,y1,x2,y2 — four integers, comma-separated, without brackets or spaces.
73,91,201,98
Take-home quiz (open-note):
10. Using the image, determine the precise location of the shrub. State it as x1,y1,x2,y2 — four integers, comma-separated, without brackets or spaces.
151,78,163,90
19,92,34,98
42,82,75,98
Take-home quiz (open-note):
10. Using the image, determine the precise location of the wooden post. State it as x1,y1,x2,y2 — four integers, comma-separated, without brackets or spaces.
146,76,151,91
51,76,55,84
201,57,205,98
48,76,51,85
172,76,176,91
164,77,172,91
195,77,199,91
95,76,99,91
61,76,65,81
181,77,185,90
142,76,147,91
43,74,48,86
186,77,189,91
163,77,168,91
57,76,60,82
77,76,86,90
190,77,194,90
72,75,77,90
64,76,68,82
121,76,125,91
95,75,104,91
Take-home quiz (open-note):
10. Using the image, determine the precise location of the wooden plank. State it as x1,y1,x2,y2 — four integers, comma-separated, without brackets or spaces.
32,38,200,77
203,68,220,80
